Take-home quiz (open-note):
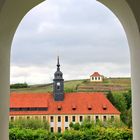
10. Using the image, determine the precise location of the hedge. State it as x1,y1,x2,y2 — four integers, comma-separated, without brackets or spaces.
9,127,132,140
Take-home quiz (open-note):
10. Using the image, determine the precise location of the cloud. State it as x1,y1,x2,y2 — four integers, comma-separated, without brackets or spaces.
11,0,130,84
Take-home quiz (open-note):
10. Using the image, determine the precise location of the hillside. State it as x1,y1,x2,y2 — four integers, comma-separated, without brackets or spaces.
10,77,131,94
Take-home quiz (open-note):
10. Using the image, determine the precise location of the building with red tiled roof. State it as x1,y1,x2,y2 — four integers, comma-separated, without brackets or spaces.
90,72,104,82
9,92,120,132
9,58,120,133
10,92,120,116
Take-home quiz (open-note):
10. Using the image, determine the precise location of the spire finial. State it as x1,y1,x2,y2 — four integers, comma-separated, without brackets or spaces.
57,56,60,70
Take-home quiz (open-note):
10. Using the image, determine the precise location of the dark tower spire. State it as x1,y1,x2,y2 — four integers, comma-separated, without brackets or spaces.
57,56,60,71
53,56,64,101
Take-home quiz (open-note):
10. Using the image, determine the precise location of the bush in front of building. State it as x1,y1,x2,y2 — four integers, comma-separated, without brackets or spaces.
9,128,51,140
9,119,49,130
9,127,132,140
9,119,132,140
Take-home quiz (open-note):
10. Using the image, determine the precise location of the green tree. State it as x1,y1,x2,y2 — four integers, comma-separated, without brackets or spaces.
126,107,132,128
10,82,29,89
113,93,127,123
123,90,132,109
107,90,115,105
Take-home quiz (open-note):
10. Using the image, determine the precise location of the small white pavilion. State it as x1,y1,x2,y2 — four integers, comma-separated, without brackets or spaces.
90,72,103,82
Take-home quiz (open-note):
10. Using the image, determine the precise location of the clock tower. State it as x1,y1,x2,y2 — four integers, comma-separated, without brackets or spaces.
53,56,64,101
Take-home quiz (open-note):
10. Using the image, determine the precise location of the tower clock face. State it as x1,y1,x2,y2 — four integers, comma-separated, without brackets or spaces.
57,82,60,86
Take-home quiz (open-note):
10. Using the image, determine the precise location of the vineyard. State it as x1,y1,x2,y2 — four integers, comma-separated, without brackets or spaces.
10,77,131,94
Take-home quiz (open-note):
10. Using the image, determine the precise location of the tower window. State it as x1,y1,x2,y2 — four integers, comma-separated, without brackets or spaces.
57,82,60,86
57,82,60,90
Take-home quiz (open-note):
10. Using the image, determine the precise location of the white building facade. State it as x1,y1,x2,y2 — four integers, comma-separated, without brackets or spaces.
90,72,103,82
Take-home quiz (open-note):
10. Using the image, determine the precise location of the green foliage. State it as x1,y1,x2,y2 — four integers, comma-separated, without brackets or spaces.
69,122,80,130
9,127,132,140
10,82,29,89
107,90,132,127
9,119,49,130
9,128,50,140
9,118,132,139
126,107,132,129
107,91,115,105
123,90,132,109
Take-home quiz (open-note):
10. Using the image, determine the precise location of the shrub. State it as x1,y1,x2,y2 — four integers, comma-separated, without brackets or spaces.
9,119,49,130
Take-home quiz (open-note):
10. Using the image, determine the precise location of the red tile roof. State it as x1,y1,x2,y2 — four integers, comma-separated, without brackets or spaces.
10,92,120,115
90,72,101,77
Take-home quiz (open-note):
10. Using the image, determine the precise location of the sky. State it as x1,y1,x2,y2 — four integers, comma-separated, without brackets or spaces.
10,0,130,84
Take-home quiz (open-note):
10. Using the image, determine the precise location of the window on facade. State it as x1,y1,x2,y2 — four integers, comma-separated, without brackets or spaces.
11,116,14,121
65,116,68,122
72,116,75,122
50,116,54,122
50,127,54,132
95,116,99,122
87,116,91,121
58,116,61,122
35,116,38,120
27,116,30,120
79,116,83,122
19,116,22,120
98,77,100,80
92,77,94,80
10,107,48,111
103,116,107,122
58,127,61,133
43,116,46,122
111,116,114,121
95,77,97,80
65,127,68,130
